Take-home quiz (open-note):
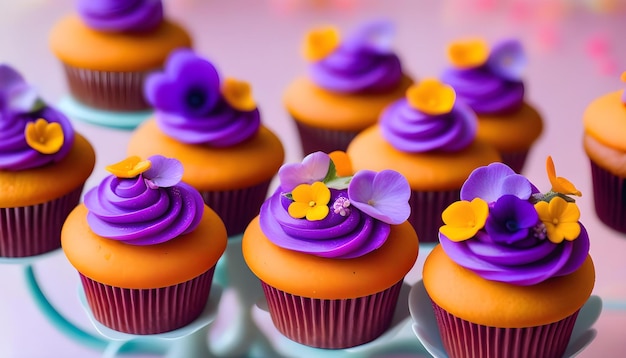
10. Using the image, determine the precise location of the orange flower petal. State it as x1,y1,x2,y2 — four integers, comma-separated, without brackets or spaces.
621,71,626,82
447,38,489,69
302,26,340,61
546,156,581,196
406,79,456,115
221,77,256,111
328,151,353,176
106,156,152,178
24,118,64,154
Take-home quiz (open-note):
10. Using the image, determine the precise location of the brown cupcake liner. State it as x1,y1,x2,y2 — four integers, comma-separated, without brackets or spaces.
409,189,460,243
500,150,529,174
294,120,359,156
0,186,84,257
63,65,152,111
80,267,215,335
589,160,626,234
261,280,403,349
199,180,272,237
431,300,579,358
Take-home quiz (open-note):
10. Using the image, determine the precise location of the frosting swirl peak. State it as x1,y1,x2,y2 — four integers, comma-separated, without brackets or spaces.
77,0,164,33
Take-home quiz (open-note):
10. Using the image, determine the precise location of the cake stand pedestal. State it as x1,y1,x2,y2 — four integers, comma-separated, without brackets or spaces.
58,95,152,130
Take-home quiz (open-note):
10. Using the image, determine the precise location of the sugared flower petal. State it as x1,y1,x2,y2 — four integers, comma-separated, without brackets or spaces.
440,198,489,242
348,169,410,225
485,194,539,244
24,118,64,154
535,196,581,244
406,79,456,115
288,181,331,221
302,26,341,61
221,77,256,111
486,39,527,81
144,49,221,117
461,162,532,203
546,156,581,197
279,151,331,192
447,38,489,69
106,156,152,178
143,155,183,189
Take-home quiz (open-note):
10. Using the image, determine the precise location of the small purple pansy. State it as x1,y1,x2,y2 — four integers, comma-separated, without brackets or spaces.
144,49,221,118
278,151,331,192
484,194,539,245
348,169,411,225
486,39,527,82
143,155,183,189
460,162,532,203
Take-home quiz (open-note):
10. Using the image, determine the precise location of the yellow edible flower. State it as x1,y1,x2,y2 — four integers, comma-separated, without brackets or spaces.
288,181,331,221
106,156,152,178
447,38,489,69
302,26,340,61
406,79,456,115
221,77,256,111
440,198,488,242
24,118,64,154
546,156,581,197
535,196,581,244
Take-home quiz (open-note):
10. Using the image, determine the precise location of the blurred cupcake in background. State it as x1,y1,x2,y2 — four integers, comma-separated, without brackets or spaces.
284,20,413,156
441,38,543,173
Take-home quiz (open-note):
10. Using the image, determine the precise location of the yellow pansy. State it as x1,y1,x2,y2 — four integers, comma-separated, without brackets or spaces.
535,196,581,244
106,156,152,178
440,198,488,242
288,181,331,221
24,118,64,154
546,156,581,197
221,77,256,111
447,38,489,69
302,26,340,61
406,79,456,115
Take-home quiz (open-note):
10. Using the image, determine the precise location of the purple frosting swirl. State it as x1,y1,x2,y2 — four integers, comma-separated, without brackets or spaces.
84,175,204,245
379,99,477,153
155,100,261,147
441,66,524,115
439,224,590,286
260,187,391,259
309,21,403,93
76,0,163,33
0,107,75,171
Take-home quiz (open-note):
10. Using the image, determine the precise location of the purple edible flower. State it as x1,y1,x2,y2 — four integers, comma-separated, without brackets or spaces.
0,64,40,118
486,39,527,82
144,49,221,118
461,162,532,203
485,194,539,245
278,152,331,192
143,155,184,189
348,169,410,225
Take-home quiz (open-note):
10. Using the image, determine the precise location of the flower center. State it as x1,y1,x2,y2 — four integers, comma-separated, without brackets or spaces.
186,88,206,109
308,200,316,207
505,220,519,232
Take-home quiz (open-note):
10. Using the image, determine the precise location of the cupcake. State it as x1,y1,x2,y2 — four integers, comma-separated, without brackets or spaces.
422,158,594,358
49,0,192,121
441,38,543,173
61,155,227,334
127,49,284,237
583,72,626,234
347,78,501,243
0,64,95,257
284,20,413,155
243,151,419,349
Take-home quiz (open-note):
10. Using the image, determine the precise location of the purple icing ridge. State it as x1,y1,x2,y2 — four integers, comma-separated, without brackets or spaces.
76,0,163,33
309,21,403,93
0,65,75,171
84,175,204,245
439,224,590,286
145,49,261,147
379,99,477,153
260,188,390,259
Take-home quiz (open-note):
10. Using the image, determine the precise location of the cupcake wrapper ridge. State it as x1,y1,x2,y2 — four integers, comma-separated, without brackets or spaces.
80,267,215,335
0,186,84,257
63,65,152,111
409,189,460,243
431,300,579,358
261,280,403,349
500,150,529,174
589,160,626,234
295,120,359,156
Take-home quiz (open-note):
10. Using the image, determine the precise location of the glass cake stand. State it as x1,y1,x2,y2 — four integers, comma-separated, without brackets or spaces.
0,241,601,357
